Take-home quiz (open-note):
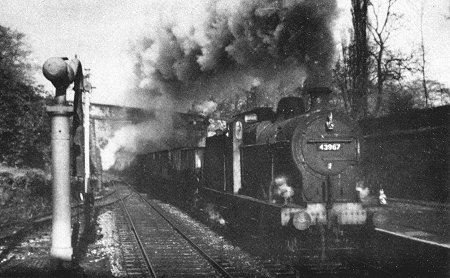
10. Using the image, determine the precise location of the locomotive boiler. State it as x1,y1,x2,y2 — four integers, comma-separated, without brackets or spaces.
200,87,368,232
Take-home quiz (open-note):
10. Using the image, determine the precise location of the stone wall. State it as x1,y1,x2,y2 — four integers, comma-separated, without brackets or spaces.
359,106,449,203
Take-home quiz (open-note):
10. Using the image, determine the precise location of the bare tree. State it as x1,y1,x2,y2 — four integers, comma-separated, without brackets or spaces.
419,1,429,107
367,0,405,115
351,0,369,118
446,4,450,20
332,0,369,118
333,43,353,113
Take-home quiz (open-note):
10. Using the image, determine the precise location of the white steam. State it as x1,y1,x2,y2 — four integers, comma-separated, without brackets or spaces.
101,110,174,171
204,203,226,226
193,100,218,116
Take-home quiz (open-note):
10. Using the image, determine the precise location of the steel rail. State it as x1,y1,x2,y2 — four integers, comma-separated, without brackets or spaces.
119,198,157,278
0,191,127,263
135,192,233,278
342,253,394,277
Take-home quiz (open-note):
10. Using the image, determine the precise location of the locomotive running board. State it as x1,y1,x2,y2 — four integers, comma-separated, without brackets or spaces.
199,187,303,209
306,138,354,143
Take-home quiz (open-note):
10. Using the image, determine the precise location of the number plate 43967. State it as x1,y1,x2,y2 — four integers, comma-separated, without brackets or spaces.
318,143,341,151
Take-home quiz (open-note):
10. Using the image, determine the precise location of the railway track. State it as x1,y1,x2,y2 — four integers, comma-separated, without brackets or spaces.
283,244,395,277
3,179,443,276
117,190,299,277
118,193,249,277
119,182,407,277
341,252,395,277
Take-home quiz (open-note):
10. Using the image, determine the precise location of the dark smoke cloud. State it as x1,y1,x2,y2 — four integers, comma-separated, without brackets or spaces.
102,0,339,170
132,0,338,105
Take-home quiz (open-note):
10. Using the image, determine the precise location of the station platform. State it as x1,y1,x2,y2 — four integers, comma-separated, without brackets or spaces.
368,198,450,249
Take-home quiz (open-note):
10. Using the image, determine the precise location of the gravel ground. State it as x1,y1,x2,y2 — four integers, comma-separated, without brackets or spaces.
0,182,119,277
80,209,123,277
155,200,273,277
82,187,276,277
0,182,276,277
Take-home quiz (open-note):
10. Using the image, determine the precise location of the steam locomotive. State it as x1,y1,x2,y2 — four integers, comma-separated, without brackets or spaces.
134,87,369,235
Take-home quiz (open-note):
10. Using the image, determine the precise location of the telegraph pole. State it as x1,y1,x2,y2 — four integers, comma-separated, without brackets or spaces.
82,71,101,191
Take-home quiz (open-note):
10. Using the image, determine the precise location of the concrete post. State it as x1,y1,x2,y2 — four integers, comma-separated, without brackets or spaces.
43,56,77,262
47,105,73,261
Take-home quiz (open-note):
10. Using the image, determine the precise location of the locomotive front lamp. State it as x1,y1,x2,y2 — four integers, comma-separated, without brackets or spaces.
293,211,312,231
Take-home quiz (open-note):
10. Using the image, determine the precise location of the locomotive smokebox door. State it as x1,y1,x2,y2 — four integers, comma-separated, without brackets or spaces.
292,111,360,176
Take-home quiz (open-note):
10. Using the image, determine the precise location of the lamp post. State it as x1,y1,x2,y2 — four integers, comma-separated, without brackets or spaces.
42,56,83,262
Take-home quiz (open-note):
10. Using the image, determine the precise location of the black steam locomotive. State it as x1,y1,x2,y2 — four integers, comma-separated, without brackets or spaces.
135,87,369,234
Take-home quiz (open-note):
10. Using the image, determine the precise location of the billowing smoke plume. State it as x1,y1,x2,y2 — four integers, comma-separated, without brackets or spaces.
101,120,162,171
102,0,339,171
132,0,338,105
193,100,218,116
101,108,178,171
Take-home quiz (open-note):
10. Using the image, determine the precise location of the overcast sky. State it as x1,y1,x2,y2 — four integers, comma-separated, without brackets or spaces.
1,0,449,107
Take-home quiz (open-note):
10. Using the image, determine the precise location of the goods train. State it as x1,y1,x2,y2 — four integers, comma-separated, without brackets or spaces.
134,87,370,236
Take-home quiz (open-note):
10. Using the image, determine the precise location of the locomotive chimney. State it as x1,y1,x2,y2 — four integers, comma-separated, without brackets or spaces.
306,87,332,110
